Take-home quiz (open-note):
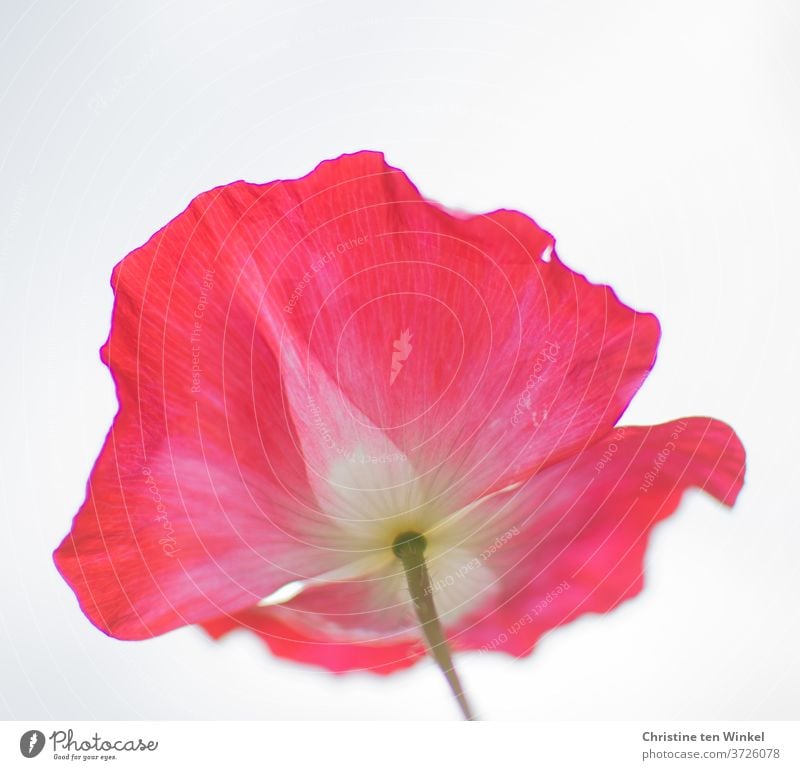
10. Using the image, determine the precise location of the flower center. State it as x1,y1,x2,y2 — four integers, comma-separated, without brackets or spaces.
259,454,511,629
391,530,428,559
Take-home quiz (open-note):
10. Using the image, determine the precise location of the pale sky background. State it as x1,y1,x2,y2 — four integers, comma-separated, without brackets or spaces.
1,0,798,720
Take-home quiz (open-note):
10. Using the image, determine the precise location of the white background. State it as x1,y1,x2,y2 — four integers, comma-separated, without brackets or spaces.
1,0,798,720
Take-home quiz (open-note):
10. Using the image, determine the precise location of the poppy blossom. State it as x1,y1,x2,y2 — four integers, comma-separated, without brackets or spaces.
55,151,745,718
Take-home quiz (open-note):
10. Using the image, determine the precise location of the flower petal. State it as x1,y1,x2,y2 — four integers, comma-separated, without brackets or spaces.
446,417,746,656
241,151,661,507
220,417,744,672
54,186,351,639
202,608,425,675
55,150,738,679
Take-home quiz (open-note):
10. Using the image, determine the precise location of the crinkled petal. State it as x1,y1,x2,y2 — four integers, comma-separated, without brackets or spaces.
446,417,746,656
54,186,351,639
239,151,661,508
55,150,742,678
202,608,425,675
213,417,743,671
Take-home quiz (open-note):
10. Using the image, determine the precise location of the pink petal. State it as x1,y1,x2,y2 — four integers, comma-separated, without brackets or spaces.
448,417,746,656
243,151,661,507
203,608,425,675
54,186,349,639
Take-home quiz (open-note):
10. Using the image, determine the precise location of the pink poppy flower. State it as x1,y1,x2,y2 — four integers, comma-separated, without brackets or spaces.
55,151,745,718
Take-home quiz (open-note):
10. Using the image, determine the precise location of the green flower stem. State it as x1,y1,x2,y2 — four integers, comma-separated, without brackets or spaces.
393,532,476,721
